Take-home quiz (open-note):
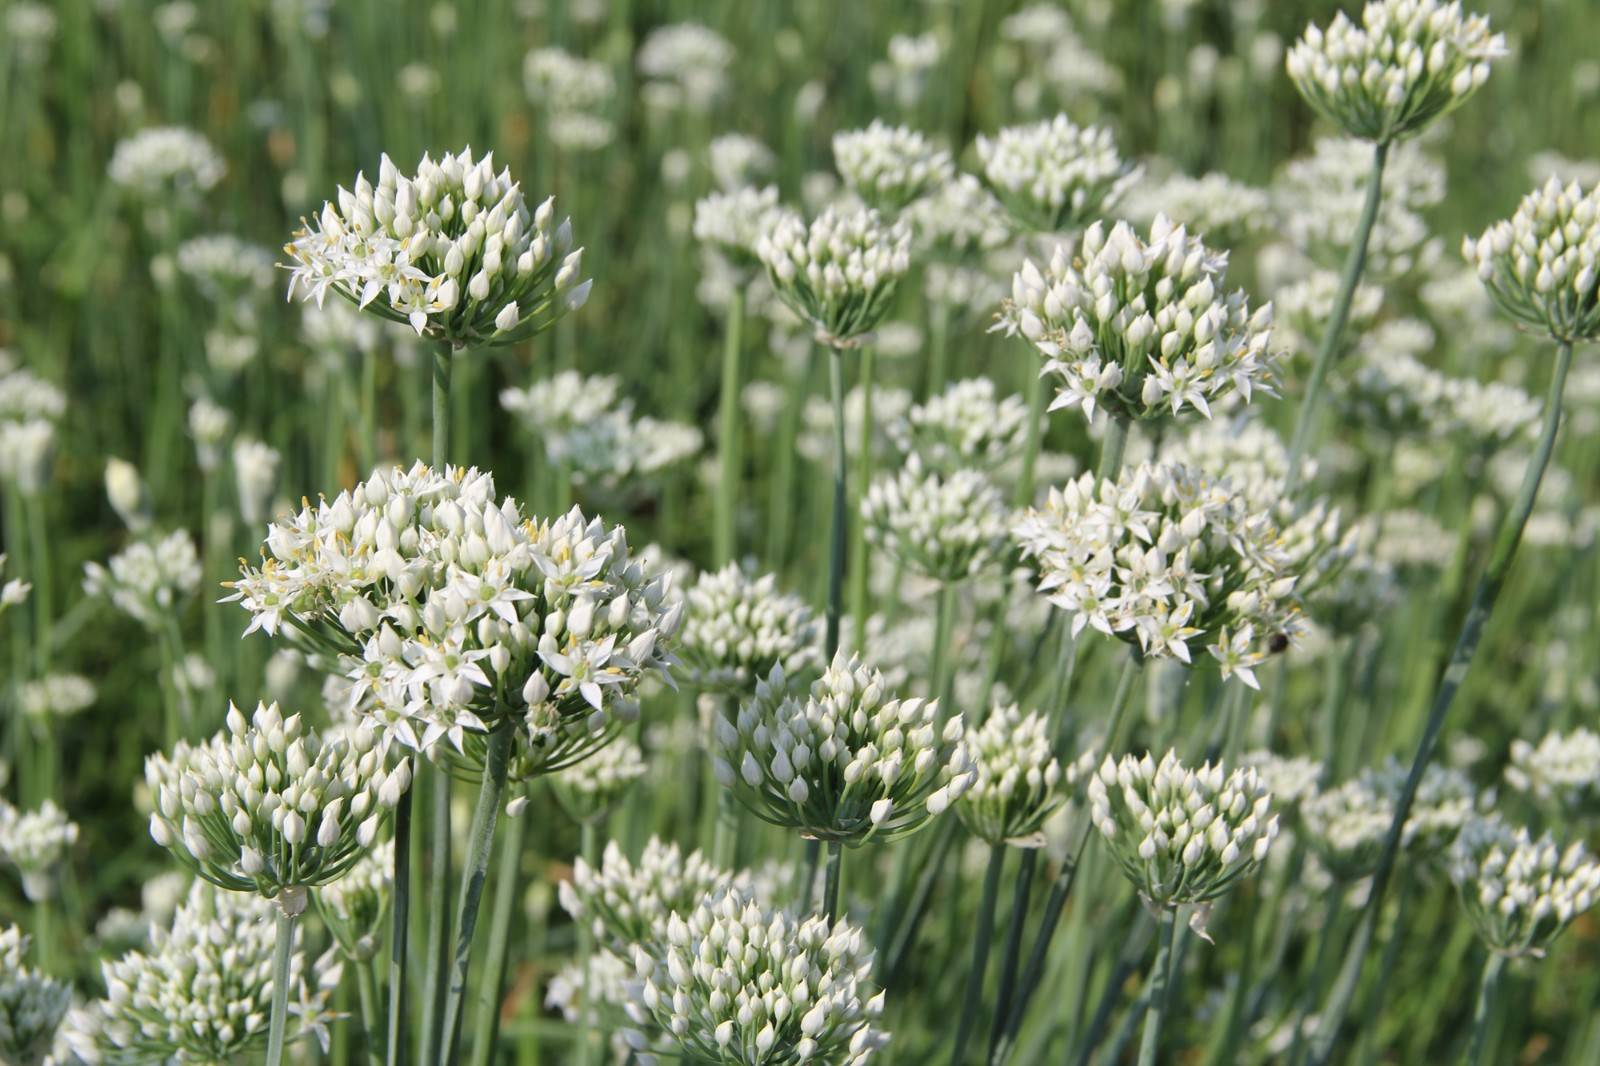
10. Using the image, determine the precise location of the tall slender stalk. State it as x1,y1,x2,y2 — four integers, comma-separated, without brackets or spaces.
1136,907,1177,1066
577,820,599,1066
713,286,745,568
24,494,52,678
386,768,413,1066
848,345,876,651
1284,140,1389,492
949,844,1005,1066
987,847,1037,1060
822,841,844,920
1464,953,1505,1066
1014,356,1045,507
1096,414,1130,486
356,959,384,1066
266,908,298,1066
469,811,529,1066
825,348,849,657
930,580,958,714
1306,340,1573,1064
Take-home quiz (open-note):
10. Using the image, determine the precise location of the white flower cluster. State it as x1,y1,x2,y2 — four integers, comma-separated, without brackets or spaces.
1286,0,1505,143
1302,758,1476,879
888,377,1032,475
188,397,234,471
636,22,732,112
694,185,785,271
906,174,1013,259
1505,728,1600,812
501,372,703,490
1089,751,1279,906
756,206,912,349
832,121,953,215
318,839,393,962
145,701,408,909
861,457,1010,582
523,47,617,151
1003,216,1279,423
957,704,1064,846
0,353,63,496
0,925,70,1066
1014,462,1305,687
18,674,96,721
798,385,912,466
228,463,682,761
1239,751,1325,811
1339,342,1539,444
176,233,277,303
82,530,202,631
100,883,340,1063
0,352,66,423
625,889,889,1065
678,565,821,694
1272,269,1384,353
870,31,942,109
1463,177,1600,342
1123,171,1271,247
233,437,281,526
107,126,225,201
286,147,591,343
975,114,1138,232
709,134,776,193
559,836,743,954
1448,816,1600,957
552,737,648,823
0,800,78,902
715,654,976,845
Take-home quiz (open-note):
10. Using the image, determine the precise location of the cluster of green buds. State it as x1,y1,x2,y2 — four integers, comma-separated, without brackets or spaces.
677,564,820,694
286,147,591,344
317,840,393,962
0,925,70,1066
957,704,1064,846
624,888,889,1065
144,701,410,915
715,655,976,845
756,206,911,349
975,114,1138,232
1088,751,1279,907
1286,0,1504,144
1463,178,1600,343
551,737,648,824
559,836,742,955
861,457,1011,582
1448,816,1600,958
832,120,953,215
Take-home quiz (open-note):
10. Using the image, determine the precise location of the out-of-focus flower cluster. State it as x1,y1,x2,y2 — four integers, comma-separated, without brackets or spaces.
976,115,1137,232
888,377,1032,475
861,458,1010,583
833,121,953,215
551,737,648,823
523,47,616,151
1302,758,1476,879
0,925,70,1066
1505,728,1600,813
559,836,744,955
317,839,393,962
957,704,1064,846
678,565,820,694
82,530,202,631
0,799,78,902
107,126,225,204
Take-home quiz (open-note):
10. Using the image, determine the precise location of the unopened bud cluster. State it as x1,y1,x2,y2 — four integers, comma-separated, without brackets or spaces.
318,840,393,962
1463,178,1600,342
888,377,1032,475
552,737,648,823
957,704,1064,846
1302,758,1476,879
861,458,1010,582
559,836,744,954
976,115,1138,232
1448,816,1600,957
0,799,79,902
82,530,202,631
0,925,70,1066
756,206,911,349
832,121,953,215
678,565,821,694
1504,728,1600,813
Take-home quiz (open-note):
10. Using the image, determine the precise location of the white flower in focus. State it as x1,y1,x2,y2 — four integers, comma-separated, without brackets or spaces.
976,114,1138,232
756,206,911,349
833,121,954,215
1463,177,1600,342
957,704,1064,846
0,800,78,902
861,457,1010,583
1448,816,1600,957
678,565,820,694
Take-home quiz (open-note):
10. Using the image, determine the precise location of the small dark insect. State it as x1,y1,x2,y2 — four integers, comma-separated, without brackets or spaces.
1268,632,1291,654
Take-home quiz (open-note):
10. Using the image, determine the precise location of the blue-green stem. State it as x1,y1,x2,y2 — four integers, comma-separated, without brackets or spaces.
797,838,822,912
848,345,876,652
1136,906,1177,1066
1014,353,1045,507
1097,414,1130,486
822,841,844,921
825,348,848,657
356,958,383,1066
266,908,298,1066
713,286,745,568
387,766,413,1066
930,580,958,717
1465,953,1506,1066
469,810,529,1066
948,844,1006,1066
987,847,1037,1061
578,819,599,1066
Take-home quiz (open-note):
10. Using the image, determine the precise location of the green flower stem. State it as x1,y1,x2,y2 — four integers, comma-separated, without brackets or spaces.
1136,906,1178,1066
469,810,529,1066
927,300,950,397
360,345,379,471
987,847,1037,1061
822,840,844,921
848,345,877,652
578,819,599,1066
441,721,514,1065
386,764,413,1066
357,957,384,1066
265,908,298,1066
713,286,745,568
880,819,958,988
766,349,812,568
930,580,958,717
1306,338,1573,1065
825,347,849,657
797,838,822,912
1096,413,1131,486
24,493,51,680
1285,140,1389,493
949,844,1006,1066
1465,953,1506,1066
1014,349,1045,507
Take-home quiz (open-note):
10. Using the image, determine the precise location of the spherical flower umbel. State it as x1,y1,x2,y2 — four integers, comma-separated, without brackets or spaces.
715,654,976,846
1089,750,1279,907
957,704,1064,846
975,114,1139,232
693,185,785,272
17,674,96,722
1013,462,1305,687
1448,816,1600,958
1286,0,1506,144
1001,216,1279,423
1504,728,1600,814
888,377,1033,475
861,457,1011,583
107,126,225,202
552,736,648,823
678,564,821,694
756,205,912,349
832,121,954,215
0,925,70,1066
144,702,409,913
0,799,79,902
1463,178,1600,342
559,836,742,955
1302,759,1476,879
286,147,592,344
82,530,202,631
624,888,890,1065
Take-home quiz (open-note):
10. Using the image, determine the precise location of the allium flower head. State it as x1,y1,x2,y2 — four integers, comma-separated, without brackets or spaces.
0,420,54,495
1123,171,1271,248
888,377,1032,475
1505,728,1600,813
552,737,648,823
636,22,732,112
1089,751,1279,906
975,114,1138,232
144,702,409,911
1001,216,1279,423
286,147,591,343
861,457,1010,583
523,47,617,151
957,704,1064,846
832,121,954,215
625,889,889,1065
317,839,393,962
1448,816,1600,957
82,530,202,631
1013,462,1305,687
0,925,70,1066
1463,178,1600,342
906,174,1013,258
1302,758,1476,879
756,206,912,349
1239,751,1324,812
693,185,785,272
559,836,742,954
715,654,976,845
678,565,821,694
0,800,76,902
709,134,776,193
0,353,66,423
1286,0,1505,143
176,234,277,303
107,126,225,201
18,674,96,722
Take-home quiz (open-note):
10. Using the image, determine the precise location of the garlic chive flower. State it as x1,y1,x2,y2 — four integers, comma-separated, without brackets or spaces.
552,737,648,824
1505,728,1600,813
1239,751,1325,813
523,47,617,152
976,114,1138,232
635,22,733,113
888,377,1032,475
0,554,29,615
0,800,78,902
100,882,340,1062
715,654,976,845
0,925,70,1066
957,704,1064,846
317,840,393,962
82,530,201,631
694,185,786,273
1013,462,1305,687
1089,751,1279,906
756,206,912,349
832,121,954,215
1302,759,1476,879
1448,816,1600,958
1463,178,1600,343
176,233,277,304
18,674,96,722
559,836,743,955
144,702,409,913
1001,216,1279,423
861,457,1010,583
625,889,889,1065
1123,171,1271,248
678,564,821,694
709,134,777,193
1286,0,1505,144
107,126,225,202
286,147,591,343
